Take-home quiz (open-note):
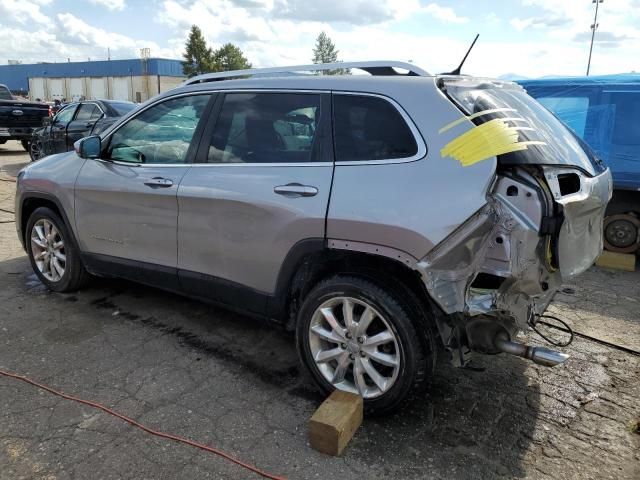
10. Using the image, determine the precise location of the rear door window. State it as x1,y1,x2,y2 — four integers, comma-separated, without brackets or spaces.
207,92,321,163
75,103,102,121
332,94,418,162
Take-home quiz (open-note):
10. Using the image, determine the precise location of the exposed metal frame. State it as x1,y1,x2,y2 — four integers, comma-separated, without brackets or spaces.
184,61,431,85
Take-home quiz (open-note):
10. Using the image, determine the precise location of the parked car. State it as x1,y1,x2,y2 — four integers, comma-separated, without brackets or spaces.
0,84,50,151
518,74,640,253
14,62,611,414
29,99,136,161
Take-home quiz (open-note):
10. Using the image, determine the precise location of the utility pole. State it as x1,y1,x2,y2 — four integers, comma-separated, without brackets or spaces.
586,0,603,76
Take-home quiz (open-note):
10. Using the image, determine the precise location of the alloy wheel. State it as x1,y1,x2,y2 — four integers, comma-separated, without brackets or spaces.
30,140,42,161
30,219,66,282
308,296,401,399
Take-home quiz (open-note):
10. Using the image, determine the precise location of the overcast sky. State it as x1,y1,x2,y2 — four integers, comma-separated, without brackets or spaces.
1,0,638,78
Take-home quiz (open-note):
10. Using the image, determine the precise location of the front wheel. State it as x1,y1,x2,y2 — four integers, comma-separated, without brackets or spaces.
296,276,431,415
26,207,88,292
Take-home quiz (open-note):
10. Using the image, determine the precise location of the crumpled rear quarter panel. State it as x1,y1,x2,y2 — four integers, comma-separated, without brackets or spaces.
327,77,497,259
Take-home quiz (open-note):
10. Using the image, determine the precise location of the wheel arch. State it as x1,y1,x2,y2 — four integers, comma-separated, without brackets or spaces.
271,240,441,357
20,193,77,250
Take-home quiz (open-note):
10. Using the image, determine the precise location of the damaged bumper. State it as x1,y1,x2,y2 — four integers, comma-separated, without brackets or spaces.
417,166,612,359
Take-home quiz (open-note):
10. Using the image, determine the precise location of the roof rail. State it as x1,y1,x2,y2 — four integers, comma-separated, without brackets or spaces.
184,61,430,85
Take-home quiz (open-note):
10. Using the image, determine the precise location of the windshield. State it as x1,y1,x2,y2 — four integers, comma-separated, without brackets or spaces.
109,102,136,116
440,77,606,176
0,86,13,101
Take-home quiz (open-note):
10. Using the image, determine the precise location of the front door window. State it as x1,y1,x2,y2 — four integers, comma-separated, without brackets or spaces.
107,95,211,164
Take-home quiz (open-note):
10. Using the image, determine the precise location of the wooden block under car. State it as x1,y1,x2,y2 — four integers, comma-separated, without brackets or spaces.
596,251,636,272
309,390,363,456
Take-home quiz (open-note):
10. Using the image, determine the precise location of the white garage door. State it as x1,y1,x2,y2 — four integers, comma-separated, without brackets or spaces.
112,77,130,101
90,78,106,100
49,78,64,101
69,78,84,101
29,78,46,102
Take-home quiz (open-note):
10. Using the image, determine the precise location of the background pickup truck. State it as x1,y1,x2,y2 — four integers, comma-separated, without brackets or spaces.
0,84,50,151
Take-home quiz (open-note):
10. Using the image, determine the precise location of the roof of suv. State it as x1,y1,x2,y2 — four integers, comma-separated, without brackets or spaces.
173,74,439,99
168,61,439,99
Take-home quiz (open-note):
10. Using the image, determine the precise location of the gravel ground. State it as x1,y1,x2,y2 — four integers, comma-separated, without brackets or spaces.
1,140,638,480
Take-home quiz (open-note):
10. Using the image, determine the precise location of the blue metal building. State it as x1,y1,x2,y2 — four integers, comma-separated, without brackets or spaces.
0,58,185,92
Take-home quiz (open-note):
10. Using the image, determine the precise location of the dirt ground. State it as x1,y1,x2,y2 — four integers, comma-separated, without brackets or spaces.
0,140,638,480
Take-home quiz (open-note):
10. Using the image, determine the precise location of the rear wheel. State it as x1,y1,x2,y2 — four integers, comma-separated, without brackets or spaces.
26,207,88,292
296,275,431,415
604,213,640,254
21,139,30,152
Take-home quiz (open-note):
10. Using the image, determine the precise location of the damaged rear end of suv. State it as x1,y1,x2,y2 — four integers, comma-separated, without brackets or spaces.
421,76,612,367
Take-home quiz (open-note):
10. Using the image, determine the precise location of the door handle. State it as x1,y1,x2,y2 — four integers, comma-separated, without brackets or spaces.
274,183,318,197
85,122,95,128
144,177,173,188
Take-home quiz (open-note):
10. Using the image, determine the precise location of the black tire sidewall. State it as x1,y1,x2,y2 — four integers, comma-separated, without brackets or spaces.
29,140,41,162
26,207,81,292
296,276,424,415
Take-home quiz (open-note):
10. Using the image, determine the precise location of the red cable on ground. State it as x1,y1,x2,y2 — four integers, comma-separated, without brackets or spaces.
0,369,287,480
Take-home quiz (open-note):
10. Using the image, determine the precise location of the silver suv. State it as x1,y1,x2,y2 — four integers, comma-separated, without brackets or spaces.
15,62,612,414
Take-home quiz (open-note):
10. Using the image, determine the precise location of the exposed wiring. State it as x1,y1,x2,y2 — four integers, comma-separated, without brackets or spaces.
537,320,640,357
531,314,574,347
0,369,287,480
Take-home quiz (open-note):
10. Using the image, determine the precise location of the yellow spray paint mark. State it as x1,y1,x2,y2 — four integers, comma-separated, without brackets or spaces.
438,107,517,134
440,117,546,167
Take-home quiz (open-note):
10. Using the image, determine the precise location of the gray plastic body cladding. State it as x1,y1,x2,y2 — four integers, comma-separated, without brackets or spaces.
177,164,332,293
327,77,496,259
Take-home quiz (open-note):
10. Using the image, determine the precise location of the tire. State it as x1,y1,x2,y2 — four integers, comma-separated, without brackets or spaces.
26,207,88,292
29,138,43,162
296,275,431,415
603,213,640,254
21,139,30,152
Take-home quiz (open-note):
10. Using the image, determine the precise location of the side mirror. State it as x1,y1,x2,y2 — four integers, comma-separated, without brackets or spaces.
74,135,101,159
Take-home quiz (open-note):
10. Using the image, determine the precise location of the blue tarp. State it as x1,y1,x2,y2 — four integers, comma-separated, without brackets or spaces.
518,74,640,191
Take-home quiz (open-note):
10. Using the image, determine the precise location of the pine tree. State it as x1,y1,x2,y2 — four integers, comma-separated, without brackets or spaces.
182,25,214,77
213,43,252,72
312,32,348,75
